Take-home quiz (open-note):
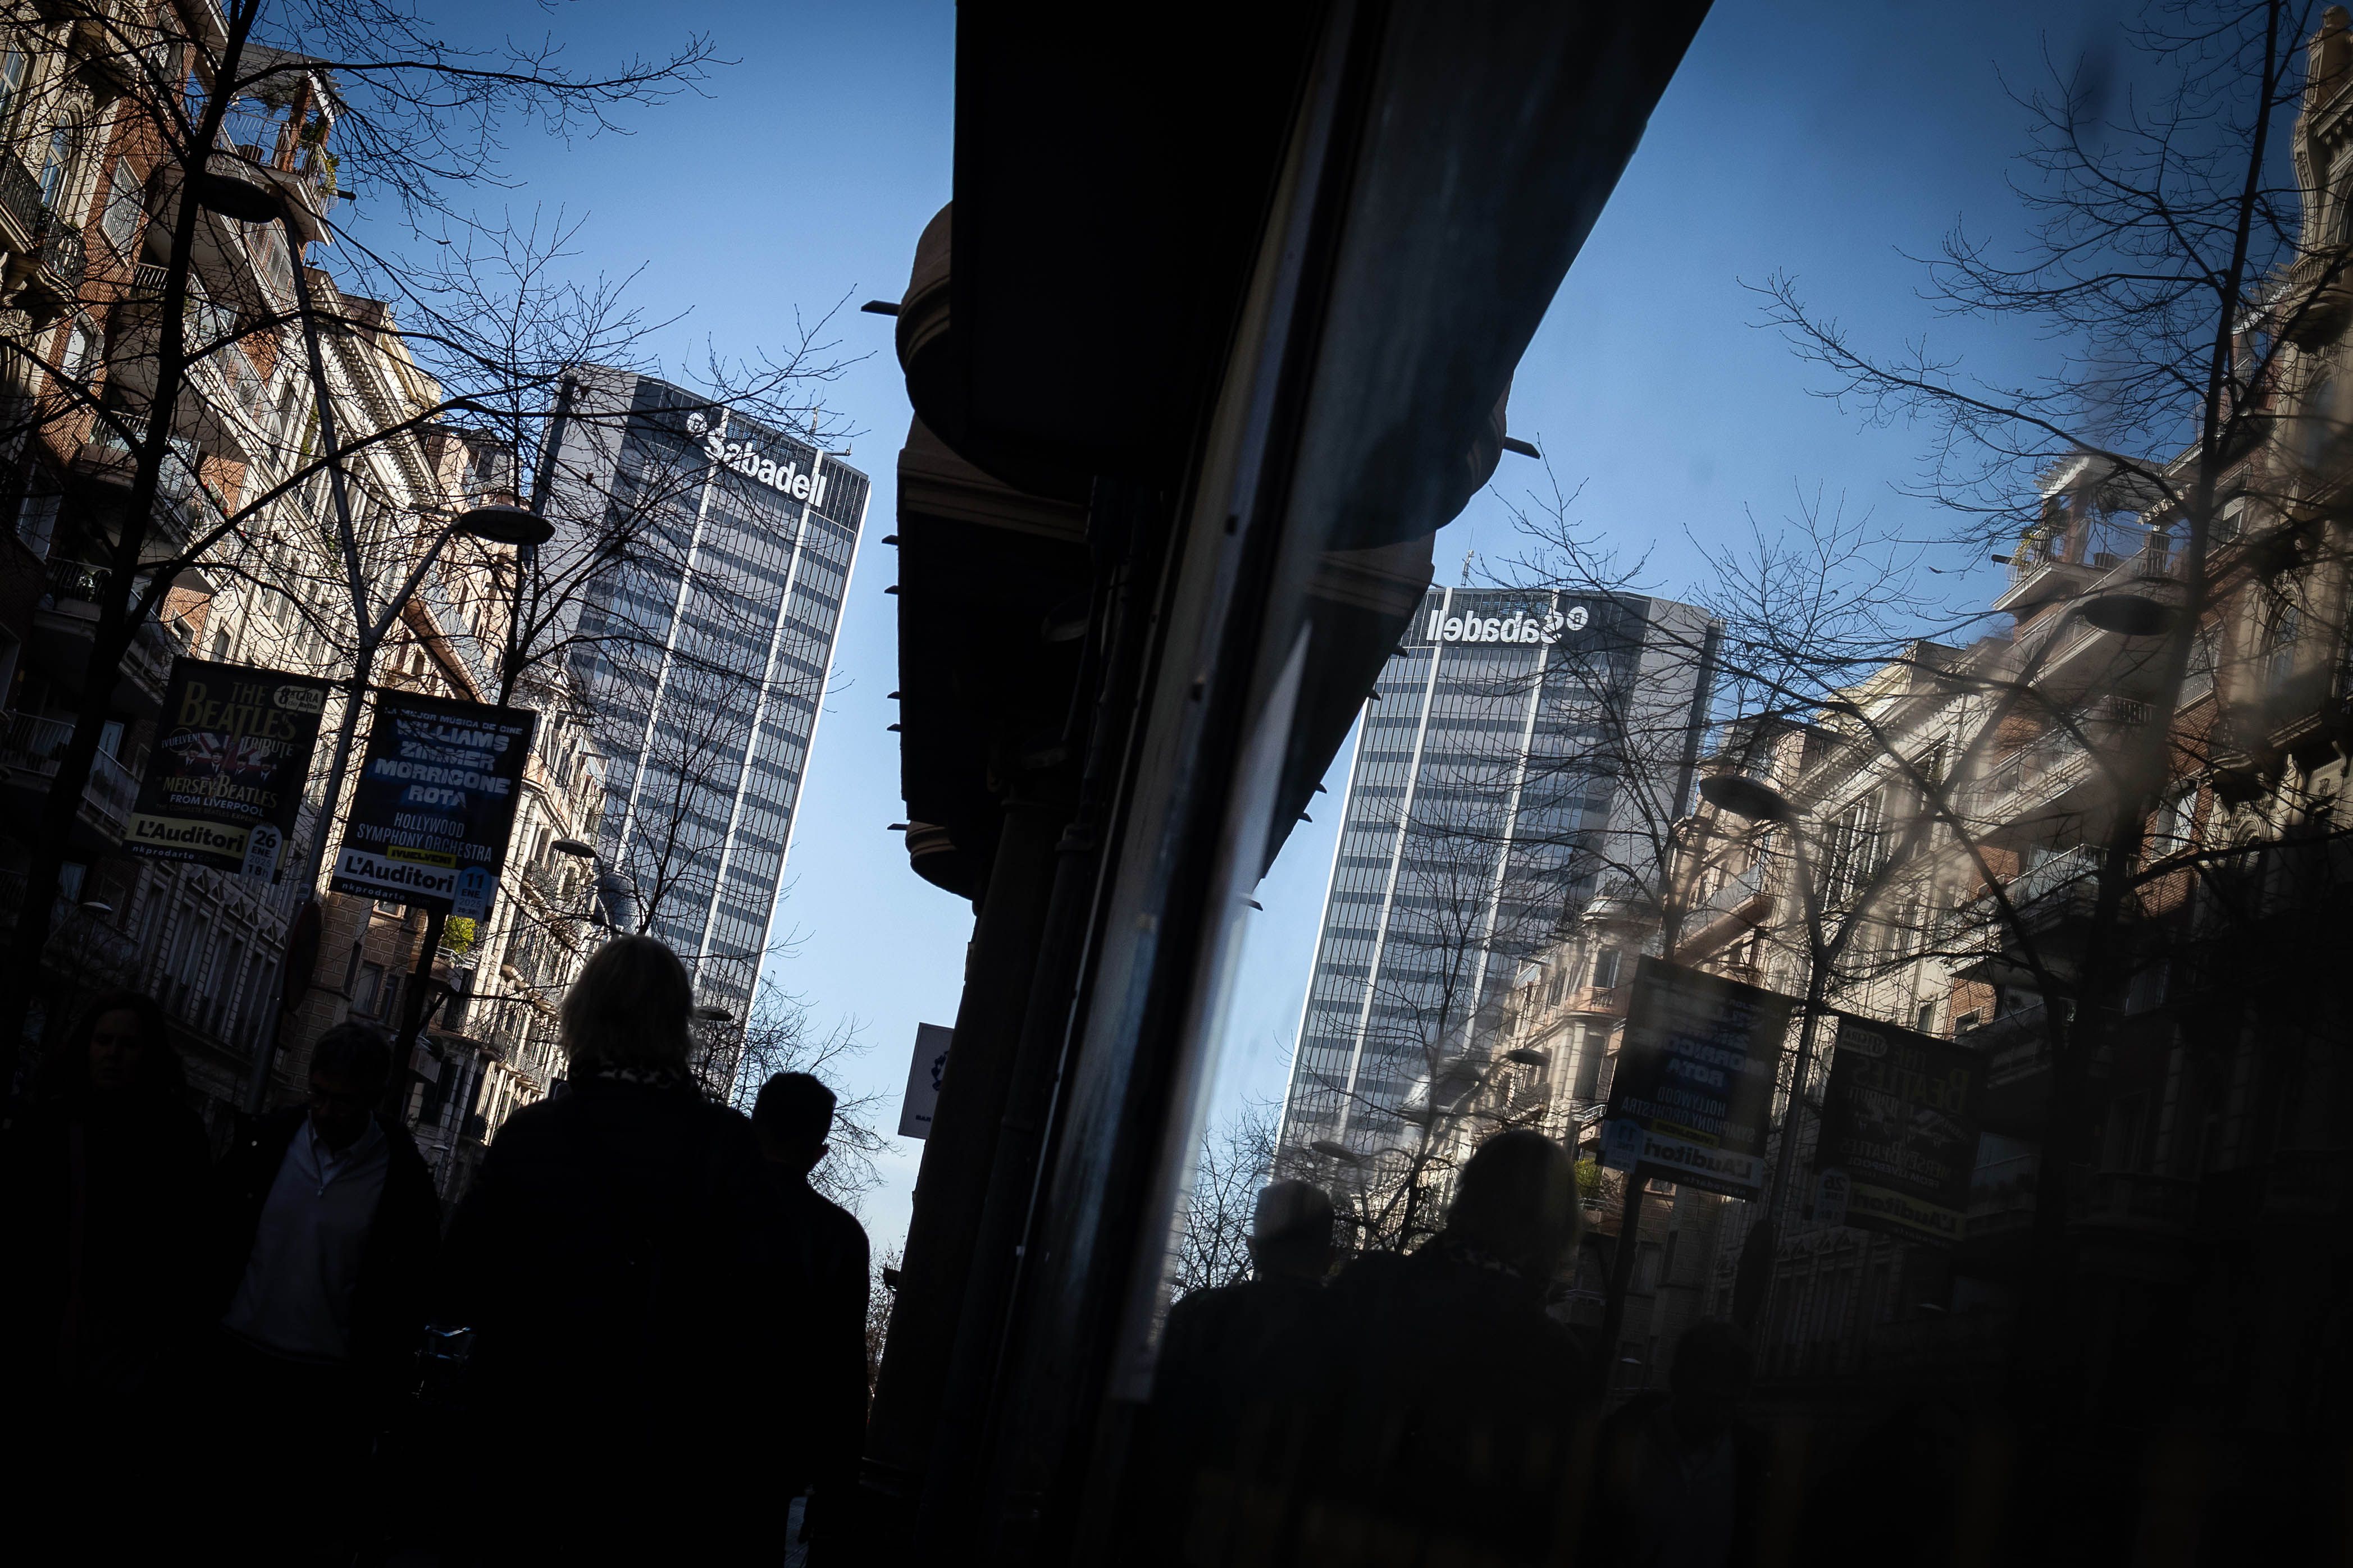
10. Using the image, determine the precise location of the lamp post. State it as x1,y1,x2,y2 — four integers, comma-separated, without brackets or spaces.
1698,772,1829,1332
208,147,557,1112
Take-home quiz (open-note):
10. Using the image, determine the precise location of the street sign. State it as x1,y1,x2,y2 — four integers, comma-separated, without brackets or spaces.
127,657,330,879
1600,957,1793,1199
898,1022,954,1139
330,688,535,917
1814,1012,1985,1245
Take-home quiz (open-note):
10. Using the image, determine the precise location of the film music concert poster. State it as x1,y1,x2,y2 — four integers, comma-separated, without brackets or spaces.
1599,957,1793,1199
129,658,330,879
330,688,535,918
1812,1013,1985,1246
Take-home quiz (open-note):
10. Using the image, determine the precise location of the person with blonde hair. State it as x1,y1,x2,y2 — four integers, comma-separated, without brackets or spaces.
435,935,776,1560
552,930,696,1075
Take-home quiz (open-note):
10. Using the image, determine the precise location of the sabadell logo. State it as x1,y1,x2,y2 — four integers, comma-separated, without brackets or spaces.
1427,604,1589,646
686,412,830,507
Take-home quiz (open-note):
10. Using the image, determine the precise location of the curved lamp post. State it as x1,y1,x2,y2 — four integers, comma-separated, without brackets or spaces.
1700,771,1828,1330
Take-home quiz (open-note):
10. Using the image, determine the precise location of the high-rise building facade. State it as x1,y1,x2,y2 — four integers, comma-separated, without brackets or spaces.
1279,586,1715,1158
550,368,870,1023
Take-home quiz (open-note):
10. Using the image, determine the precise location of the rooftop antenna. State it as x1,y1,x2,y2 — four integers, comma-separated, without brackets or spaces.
1461,548,1476,586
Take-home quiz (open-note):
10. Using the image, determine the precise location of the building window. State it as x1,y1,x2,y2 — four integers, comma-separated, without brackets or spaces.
39,120,77,211
15,490,58,559
355,962,385,1017
2265,604,2302,692
1592,949,1621,990
0,51,25,134
61,318,99,380
1915,999,1940,1035
101,166,144,254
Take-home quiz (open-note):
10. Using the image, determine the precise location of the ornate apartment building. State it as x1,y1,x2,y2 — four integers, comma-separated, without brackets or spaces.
0,6,604,1189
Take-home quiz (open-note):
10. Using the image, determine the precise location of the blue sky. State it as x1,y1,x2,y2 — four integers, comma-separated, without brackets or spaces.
423,0,2128,1253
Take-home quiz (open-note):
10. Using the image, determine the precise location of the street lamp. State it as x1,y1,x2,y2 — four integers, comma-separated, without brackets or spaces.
1698,774,1794,824
1308,1138,1363,1165
694,1005,735,1023
191,170,285,226
550,838,595,860
452,503,555,548
1504,1047,1550,1067
2079,592,2178,638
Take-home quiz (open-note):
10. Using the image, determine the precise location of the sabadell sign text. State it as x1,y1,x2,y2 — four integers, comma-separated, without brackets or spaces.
686,412,832,508
1427,603,1589,646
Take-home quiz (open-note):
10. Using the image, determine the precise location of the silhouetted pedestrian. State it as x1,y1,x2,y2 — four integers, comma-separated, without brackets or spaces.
2,992,209,1556
435,935,773,1562
1155,1181,1335,1446
1209,1130,1597,1567
209,1020,439,1565
752,1070,872,1562
1134,1180,1337,1561
1586,1319,1770,1568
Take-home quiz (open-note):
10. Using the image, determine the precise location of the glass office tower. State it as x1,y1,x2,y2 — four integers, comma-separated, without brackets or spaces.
1278,586,1715,1158
551,367,870,1024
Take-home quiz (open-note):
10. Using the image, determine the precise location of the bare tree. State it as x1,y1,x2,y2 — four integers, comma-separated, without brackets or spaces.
0,0,726,1057
1170,1099,1279,1297
721,970,884,1212
1738,0,2353,1388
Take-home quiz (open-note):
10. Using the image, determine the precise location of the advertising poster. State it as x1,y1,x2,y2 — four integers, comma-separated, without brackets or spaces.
1600,957,1793,1199
1814,1013,1984,1245
330,688,535,918
128,658,330,879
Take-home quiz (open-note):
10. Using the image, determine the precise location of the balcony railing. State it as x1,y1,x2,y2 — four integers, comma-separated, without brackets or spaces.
1698,853,1776,922
0,148,40,244
124,614,188,693
41,218,84,293
1972,700,2145,817
135,261,242,349
2072,1169,2196,1232
0,711,140,838
416,574,507,696
2010,843,2104,908
217,99,339,211
40,557,108,610
0,148,85,297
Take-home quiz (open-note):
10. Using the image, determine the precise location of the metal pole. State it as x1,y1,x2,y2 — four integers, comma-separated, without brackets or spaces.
382,908,448,1122
1734,826,1826,1332
1597,1172,1647,1384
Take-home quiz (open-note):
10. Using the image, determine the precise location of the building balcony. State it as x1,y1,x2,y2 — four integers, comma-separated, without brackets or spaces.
2281,246,2353,349
412,575,502,697
32,559,193,712
2260,1145,2353,1222
0,149,88,312
0,711,140,844
1969,702,2149,826
1946,845,2116,982
1679,854,1777,953
1991,544,2100,619
215,98,340,241
2071,1169,2196,1235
